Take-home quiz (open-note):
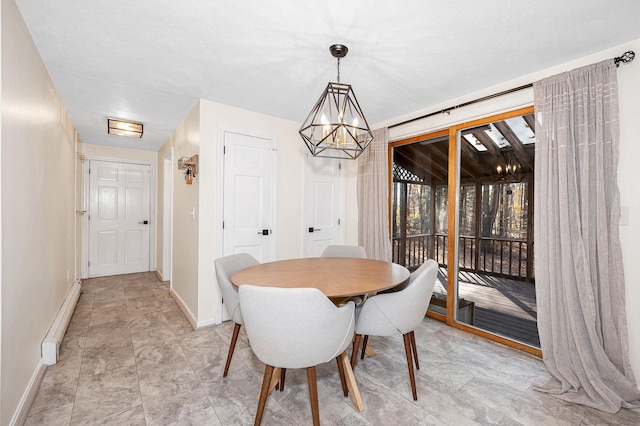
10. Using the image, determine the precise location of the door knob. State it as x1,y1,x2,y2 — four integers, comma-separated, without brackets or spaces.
139,220,149,224
257,229,271,235
308,227,322,233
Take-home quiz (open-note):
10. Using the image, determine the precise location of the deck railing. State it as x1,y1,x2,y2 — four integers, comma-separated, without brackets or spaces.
392,233,533,281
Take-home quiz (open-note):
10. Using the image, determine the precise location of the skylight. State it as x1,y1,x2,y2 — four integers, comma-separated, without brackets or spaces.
463,134,488,152
485,124,510,148
505,116,536,145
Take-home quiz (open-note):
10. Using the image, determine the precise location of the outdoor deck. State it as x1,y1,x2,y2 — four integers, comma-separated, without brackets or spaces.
431,268,540,347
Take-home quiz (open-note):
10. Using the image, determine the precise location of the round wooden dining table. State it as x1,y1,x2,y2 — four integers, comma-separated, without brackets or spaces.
230,257,410,298
230,257,410,413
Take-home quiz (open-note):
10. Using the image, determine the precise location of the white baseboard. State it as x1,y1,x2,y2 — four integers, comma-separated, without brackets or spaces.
196,318,218,328
42,280,81,365
169,288,220,330
169,288,197,330
10,359,47,426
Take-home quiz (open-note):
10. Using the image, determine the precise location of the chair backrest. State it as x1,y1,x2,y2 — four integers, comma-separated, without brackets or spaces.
239,285,355,369
214,253,259,324
321,245,367,259
380,259,437,294
356,259,438,336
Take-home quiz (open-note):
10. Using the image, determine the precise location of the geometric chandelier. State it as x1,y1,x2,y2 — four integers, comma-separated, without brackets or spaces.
299,44,373,159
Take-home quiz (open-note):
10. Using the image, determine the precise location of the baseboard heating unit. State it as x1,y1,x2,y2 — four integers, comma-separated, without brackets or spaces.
42,280,81,365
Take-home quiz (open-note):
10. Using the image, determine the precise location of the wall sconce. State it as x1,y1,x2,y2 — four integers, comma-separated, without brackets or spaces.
178,155,198,185
107,118,143,138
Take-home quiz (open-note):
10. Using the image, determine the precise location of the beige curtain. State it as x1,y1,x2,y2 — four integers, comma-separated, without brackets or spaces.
533,59,640,412
357,127,392,261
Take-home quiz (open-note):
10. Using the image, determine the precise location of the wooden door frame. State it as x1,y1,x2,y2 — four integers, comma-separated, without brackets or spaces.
388,106,541,358
82,156,156,279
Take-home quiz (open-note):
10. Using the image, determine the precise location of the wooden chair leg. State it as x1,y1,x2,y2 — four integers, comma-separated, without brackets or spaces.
339,351,364,412
279,368,286,392
351,334,362,368
255,365,274,426
256,367,280,400
336,357,348,397
410,331,419,370
224,323,242,377
360,335,369,360
403,333,418,401
306,366,320,426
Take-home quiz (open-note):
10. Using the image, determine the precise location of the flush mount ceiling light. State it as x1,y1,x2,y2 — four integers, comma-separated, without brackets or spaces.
107,118,143,138
299,44,373,160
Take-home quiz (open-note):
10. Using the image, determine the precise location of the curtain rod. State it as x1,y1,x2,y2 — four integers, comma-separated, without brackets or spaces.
389,50,635,129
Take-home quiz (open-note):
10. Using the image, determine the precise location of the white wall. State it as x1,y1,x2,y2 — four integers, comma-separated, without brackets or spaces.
377,39,640,378
196,100,306,323
159,99,341,326
1,0,78,422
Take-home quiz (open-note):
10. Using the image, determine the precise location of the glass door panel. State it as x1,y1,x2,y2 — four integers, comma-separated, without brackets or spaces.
456,112,539,347
391,135,448,315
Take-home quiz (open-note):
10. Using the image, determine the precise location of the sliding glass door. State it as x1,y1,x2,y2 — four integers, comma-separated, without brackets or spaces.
390,107,539,354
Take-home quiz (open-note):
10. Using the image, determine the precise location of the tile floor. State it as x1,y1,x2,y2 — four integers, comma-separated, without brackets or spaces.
25,272,640,425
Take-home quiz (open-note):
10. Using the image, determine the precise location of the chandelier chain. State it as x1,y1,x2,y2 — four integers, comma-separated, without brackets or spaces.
337,57,341,83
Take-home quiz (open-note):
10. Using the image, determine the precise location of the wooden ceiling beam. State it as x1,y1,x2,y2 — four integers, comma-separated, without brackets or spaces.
458,139,497,177
494,121,534,171
394,149,447,184
522,113,535,133
421,141,480,179
403,145,449,179
468,129,501,158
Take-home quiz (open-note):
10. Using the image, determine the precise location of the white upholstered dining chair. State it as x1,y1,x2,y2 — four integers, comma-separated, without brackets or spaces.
239,284,356,426
214,253,259,377
321,244,367,258
351,259,438,400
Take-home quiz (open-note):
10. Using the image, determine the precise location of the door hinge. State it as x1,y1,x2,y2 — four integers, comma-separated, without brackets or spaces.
222,221,224,229
88,168,91,174
223,146,226,155
338,218,341,225
88,261,90,267
88,215,90,221
338,163,342,170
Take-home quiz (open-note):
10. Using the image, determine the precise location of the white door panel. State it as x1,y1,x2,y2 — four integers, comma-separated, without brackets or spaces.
223,131,275,263
305,155,344,257
89,160,151,277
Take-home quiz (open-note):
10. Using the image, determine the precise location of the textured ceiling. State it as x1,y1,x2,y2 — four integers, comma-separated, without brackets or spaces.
14,0,640,151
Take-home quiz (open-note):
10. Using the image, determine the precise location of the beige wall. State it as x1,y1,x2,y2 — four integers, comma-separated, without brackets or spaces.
81,143,158,163
161,102,201,320
1,0,79,422
379,39,640,379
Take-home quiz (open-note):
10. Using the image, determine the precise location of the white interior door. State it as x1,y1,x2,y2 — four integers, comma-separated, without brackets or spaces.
88,160,151,277
304,154,344,257
222,131,276,262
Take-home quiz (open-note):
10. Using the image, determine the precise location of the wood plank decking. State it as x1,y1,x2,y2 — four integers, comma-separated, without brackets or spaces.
431,268,540,347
